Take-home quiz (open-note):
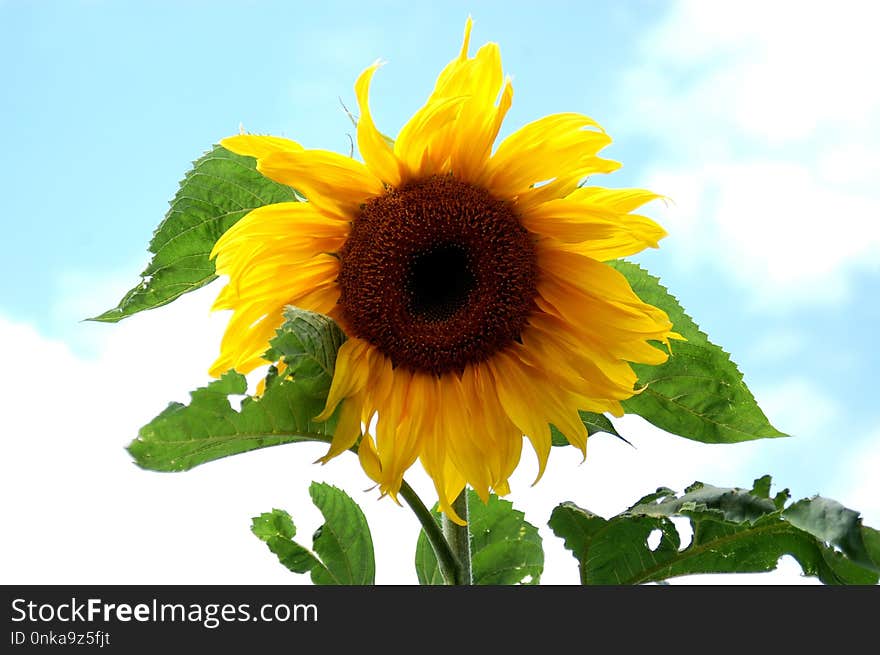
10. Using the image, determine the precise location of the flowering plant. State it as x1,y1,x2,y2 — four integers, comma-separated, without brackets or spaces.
97,19,879,585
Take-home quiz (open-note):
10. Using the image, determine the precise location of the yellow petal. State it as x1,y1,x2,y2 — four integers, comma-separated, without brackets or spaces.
414,376,467,524
391,373,440,487
514,163,623,213
500,346,593,454
522,195,667,260
257,150,384,218
212,202,347,263
209,304,286,377
355,62,402,186
419,16,475,119
420,447,468,526
537,246,674,318
437,460,468,525
438,372,492,502
468,364,523,491
437,43,509,183
405,18,512,184
314,338,374,421
536,277,671,366
482,113,617,199
571,186,665,213
358,433,383,484
211,204,347,307
559,215,667,261
374,367,414,491
519,318,638,401
487,351,554,483
318,391,365,464
394,94,468,179
214,258,339,316
220,134,303,159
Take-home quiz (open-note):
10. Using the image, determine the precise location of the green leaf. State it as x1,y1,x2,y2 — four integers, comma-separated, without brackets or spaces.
414,532,448,586
93,145,297,322
264,307,346,392
549,475,880,585
251,483,375,585
552,411,628,447
308,482,376,585
783,497,880,575
127,307,343,471
610,260,786,443
251,509,322,575
415,490,543,585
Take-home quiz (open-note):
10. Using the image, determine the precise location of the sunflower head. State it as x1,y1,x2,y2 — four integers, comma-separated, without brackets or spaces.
210,18,674,522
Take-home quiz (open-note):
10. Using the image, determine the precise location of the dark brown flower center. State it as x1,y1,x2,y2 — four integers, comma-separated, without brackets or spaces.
337,174,537,375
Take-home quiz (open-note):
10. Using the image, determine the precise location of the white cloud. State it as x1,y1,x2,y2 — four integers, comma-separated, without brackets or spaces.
1,283,443,585
747,329,807,363
839,430,880,526
754,377,839,440
0,277,859,585
618,0,880,308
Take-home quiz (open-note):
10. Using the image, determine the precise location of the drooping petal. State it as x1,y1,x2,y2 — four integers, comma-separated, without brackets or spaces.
318,391,366,463
438,372,493,502
467,364,523,493
357,433,383,485
373,366,416,494
486,351,555,483
209,274,341,378
498,345,599,454
314,338,374,421
419,404,468,526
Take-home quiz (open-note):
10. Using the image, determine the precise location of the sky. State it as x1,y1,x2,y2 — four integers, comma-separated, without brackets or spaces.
1,0,879,585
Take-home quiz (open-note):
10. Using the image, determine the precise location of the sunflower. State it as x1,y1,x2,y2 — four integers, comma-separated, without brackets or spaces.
209,18,674,522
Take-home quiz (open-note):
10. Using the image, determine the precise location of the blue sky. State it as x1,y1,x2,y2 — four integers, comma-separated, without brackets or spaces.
2,0,879,584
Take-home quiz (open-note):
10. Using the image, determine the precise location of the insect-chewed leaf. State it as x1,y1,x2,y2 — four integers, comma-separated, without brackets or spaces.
549,475,879,585
127,308,344,471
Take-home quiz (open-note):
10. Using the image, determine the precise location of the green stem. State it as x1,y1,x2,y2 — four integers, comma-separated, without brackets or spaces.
442,489,472,585
305,434,463,585
398,480,459,586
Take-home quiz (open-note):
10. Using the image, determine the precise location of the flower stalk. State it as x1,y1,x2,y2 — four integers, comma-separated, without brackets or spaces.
442,489,473,585
398,480,460,585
